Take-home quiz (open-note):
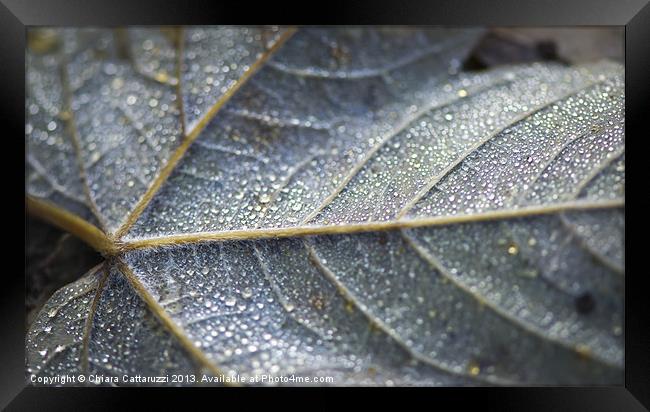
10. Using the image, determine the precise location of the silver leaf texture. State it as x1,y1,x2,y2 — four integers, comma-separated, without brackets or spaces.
26,27,624,386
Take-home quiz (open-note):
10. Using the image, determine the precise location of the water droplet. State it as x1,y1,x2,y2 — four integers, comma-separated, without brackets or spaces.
111,78,124,89
468,361,480,376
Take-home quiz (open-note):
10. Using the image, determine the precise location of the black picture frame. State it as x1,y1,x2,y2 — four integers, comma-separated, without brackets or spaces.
5,0,649,409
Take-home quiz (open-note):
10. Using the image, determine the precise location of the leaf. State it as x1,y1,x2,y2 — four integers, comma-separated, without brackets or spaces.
26,27,624,386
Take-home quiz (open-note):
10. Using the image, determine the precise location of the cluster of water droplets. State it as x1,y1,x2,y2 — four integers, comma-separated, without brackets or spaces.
85,268,200,385
126,28,483,238
26,27,625,386
26,268,100,383
409,69,624,218
181,27,285,132
69,40,184,232
25,34,99,224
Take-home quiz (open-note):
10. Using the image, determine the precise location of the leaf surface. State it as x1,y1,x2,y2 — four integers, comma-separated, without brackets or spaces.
27,27,291,234
26,27,624,386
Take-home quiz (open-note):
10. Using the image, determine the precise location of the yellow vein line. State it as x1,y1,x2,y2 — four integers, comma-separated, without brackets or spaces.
304,241,510,385
81,264,109,376
113,28,297,240
59,61,111,232
400,231,622,369
396,76,613,219
301,76,515,224
183,27,297,142
115,259,237,386
121,199,624,250
27,196,116,255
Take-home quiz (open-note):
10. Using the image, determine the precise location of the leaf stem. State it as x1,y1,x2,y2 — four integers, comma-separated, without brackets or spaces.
121,199,624,250
27,196,117,256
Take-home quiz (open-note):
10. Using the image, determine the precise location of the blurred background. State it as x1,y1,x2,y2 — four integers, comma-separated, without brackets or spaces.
464,27,623,69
